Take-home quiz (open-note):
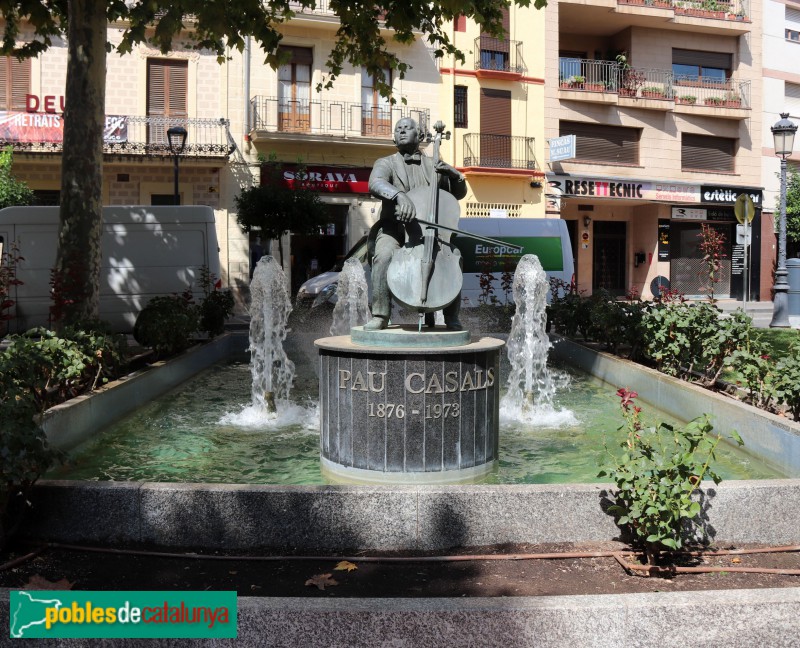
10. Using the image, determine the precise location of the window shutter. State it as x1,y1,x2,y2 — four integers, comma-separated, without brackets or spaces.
147,60,166,116
279,46,313,65
786,82,800,120
480,88,510,135
0,57,30,111
454,15,466,32
787,6,800,30
681,134,735,172
672,49,732,70
148,59,187,117
560,120,640,165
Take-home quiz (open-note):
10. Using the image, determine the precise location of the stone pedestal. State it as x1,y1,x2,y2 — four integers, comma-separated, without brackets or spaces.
315,328,504,484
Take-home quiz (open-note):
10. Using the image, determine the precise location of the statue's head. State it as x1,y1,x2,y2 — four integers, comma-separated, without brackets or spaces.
392,117,420,152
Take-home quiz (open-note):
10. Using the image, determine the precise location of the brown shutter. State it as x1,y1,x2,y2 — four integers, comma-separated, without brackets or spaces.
681,134,735,172
0,57,30,111
481,88,510,135
147,59,187,117
279,46,313,65
480,6,509,38
560,120,640,165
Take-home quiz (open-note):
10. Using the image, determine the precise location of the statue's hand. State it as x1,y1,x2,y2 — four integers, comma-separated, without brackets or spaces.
395,192,416,223
435,160,464,182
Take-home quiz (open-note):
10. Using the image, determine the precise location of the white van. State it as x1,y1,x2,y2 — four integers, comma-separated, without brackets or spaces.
296,218,573,307
0,205,221,333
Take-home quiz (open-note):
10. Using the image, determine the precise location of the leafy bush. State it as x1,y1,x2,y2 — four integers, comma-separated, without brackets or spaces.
0,240,23,329
599,389,743,563
772,344,800,420
133,292,199,358
199,289,234,337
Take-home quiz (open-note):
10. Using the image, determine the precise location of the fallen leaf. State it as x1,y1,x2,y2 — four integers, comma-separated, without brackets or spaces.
305,573,338,590
24,575,73,590
731,557,742,564
334,560,358,572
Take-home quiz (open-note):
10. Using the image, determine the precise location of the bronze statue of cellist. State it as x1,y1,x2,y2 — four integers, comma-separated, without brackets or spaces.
366,117,468,331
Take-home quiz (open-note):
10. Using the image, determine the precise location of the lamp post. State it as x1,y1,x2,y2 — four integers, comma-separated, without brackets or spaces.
166,125,188,206
770,113,798,328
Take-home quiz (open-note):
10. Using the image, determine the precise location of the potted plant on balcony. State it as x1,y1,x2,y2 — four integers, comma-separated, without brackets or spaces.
724,92,742,108
676,94,697,105
642,86,666,99
616,53,645,97
704,96,725,106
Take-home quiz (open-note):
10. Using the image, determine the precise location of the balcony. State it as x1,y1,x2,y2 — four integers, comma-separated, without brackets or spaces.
560,0,751,37
473,36,526,79
1,116,233,158
461,133,541,177
249,96,430,143
558,58,751,119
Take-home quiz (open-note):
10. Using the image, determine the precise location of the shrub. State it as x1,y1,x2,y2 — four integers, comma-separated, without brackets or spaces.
133,292,199,358
199,289,234,338
0,240,23,330
772,344,800,420
599,389,743,564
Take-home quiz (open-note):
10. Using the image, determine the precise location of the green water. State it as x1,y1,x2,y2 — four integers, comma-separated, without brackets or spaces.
47,356,784,485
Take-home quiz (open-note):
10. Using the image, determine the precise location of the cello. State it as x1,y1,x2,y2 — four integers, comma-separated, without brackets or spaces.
386,121,463,330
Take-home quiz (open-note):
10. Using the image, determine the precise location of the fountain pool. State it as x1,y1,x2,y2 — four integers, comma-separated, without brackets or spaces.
45,350,783,485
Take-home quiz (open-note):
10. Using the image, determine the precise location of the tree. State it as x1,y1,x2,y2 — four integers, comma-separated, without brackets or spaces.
235,163,328,267
1,0,544,324
0,146,33,209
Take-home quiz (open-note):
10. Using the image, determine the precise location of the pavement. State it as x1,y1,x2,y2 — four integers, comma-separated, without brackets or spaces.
714,299,776,328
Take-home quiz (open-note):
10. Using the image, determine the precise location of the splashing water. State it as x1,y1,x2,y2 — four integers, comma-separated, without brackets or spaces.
330,258,371,336
501,254,577,427
243,256,295,417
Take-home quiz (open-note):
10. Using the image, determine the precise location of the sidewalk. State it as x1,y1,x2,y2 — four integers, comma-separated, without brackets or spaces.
715,299,776,328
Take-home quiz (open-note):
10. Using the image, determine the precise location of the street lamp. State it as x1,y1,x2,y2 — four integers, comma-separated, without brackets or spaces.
770,112,798,328
166,125,188,206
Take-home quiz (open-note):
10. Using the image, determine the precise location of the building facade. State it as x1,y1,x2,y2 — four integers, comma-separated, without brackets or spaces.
545,0,765,300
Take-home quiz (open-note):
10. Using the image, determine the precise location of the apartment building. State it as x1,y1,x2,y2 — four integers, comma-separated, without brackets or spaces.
545,0,764,300
0,27,245,291
436,6,547,221
762,0,800,270
240,2,440,293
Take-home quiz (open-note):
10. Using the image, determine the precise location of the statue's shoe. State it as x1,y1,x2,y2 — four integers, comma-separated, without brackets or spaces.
364,316,389,331
445,318,463,331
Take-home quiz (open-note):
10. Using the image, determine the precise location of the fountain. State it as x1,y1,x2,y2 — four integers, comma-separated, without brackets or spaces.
502,255,576,426
247,255,295,415
329,258,371,336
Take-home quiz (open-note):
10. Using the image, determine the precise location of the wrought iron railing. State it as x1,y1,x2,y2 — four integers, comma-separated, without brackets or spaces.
473,36,526,74
287,0,336,16
462,133,538,170
0,115,233,157
558,58,751,108
617,0,751,20
249,96,430,138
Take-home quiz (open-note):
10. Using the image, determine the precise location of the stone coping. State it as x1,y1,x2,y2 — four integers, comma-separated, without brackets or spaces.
315,334,504,355
2,588,799,647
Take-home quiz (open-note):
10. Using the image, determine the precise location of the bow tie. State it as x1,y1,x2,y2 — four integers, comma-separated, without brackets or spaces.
403,152,422,164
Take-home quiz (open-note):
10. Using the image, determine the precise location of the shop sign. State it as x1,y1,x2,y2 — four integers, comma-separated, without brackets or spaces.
671,207,706,220
278,164,370,193
549,135,576,162
548,175,700,203
0,111,127,143
701,185,762,207
658,219,670,261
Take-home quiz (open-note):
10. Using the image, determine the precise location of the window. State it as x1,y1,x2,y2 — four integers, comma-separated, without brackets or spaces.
147,59,188,145
0,56,31,111
787,6,800,40
480,88,511,166
559,51,586,83
278,46,312,133
32,190,60,206
672,49,732,88
786,82,800,120
559,121,640,165
361,66,391,136
681,134,736,172
454,86,468,128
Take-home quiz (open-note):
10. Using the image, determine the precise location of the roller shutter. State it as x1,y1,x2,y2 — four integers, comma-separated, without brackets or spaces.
681,134,735,172
560,120,640,165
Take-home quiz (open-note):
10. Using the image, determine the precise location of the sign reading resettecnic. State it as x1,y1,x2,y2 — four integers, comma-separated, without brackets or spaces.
9,591,237,639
